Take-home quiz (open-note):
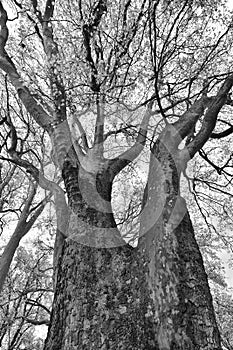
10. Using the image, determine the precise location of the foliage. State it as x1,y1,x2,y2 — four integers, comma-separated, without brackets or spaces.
0,243,53,349
0,0,233,348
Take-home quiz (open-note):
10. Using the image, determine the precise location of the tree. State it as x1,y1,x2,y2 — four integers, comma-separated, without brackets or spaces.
0,172,49,294
0,245,53,350
0,0,233,348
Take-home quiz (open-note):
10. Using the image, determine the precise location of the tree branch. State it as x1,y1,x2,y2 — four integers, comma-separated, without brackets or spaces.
199,150,222,175
43,0,55,22
69,120,86,161
22,287,54,294
93,94,104,154
172,95,209,143
0,3,52,132
26,299,51,314
108,103,152,179
70,111,89,152
6,149,69,237
0,183,49,293
211,124,233,139
40,0,66,121
187,74,233,158
81,0,107,92
24,318,50,326
0,164,16,194
103,125,137,141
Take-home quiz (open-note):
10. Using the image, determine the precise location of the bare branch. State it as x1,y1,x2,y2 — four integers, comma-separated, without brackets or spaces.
22,287,54,294
43,0,55,22
103,125,137,142
75,120,89,152
172,95,208,143
50,120,78,168
0,3,51,132
199,150,222,175
81,0,107,92
93,94,104,154
6,149,69,236
70,111,89,152
26,298,51,314
211,126,233,139
0,184,48,293
41,0,66,120
0,163,16,194
187,74,233,158
24,318,50,326
108,104,153,179
69,120,86,160
14,1,43,42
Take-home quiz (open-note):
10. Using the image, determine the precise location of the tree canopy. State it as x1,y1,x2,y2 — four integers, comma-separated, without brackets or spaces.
0,0,233,349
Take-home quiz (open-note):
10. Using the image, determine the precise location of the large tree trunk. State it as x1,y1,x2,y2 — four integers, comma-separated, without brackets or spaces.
44,161,157,349
44,241,157,349
44,139,222,349
138,207,221,349
137,126,221,349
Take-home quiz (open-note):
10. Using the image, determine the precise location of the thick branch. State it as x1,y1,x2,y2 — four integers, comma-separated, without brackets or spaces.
93,94,104,154
171,91,233,142
206,95,233,139
82,24,99,91
69,121,86,161
172,95,209,142
43,0,55,22
70,114,89,152
81,0,107,92
108,105,152,179
51,120,78,169
187,74,233,158
41,0,66,120
0,3,52,132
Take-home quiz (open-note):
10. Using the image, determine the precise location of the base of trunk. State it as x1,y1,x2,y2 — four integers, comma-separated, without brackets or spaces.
44,240,158,350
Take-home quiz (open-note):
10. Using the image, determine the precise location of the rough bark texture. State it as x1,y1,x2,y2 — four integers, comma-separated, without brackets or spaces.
137,129,221,349
0,2,227,349
44,242,157,350
44,143,222,349
138,210,221,349
44,161,157,349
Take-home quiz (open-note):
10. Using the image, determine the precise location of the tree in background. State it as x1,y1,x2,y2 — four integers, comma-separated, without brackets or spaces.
0,0,233,349
0,245,53,350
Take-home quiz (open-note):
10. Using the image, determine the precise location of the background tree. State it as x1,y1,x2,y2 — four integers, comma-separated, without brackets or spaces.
0,0,233,349
0,61,62,293
0,244,53,350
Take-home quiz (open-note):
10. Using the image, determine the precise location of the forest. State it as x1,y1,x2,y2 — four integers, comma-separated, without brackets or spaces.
0,0,233,349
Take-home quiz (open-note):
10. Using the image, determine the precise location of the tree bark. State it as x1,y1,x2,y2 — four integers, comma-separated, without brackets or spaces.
44,143,222,349
137,127,221,349
44,160,157,349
